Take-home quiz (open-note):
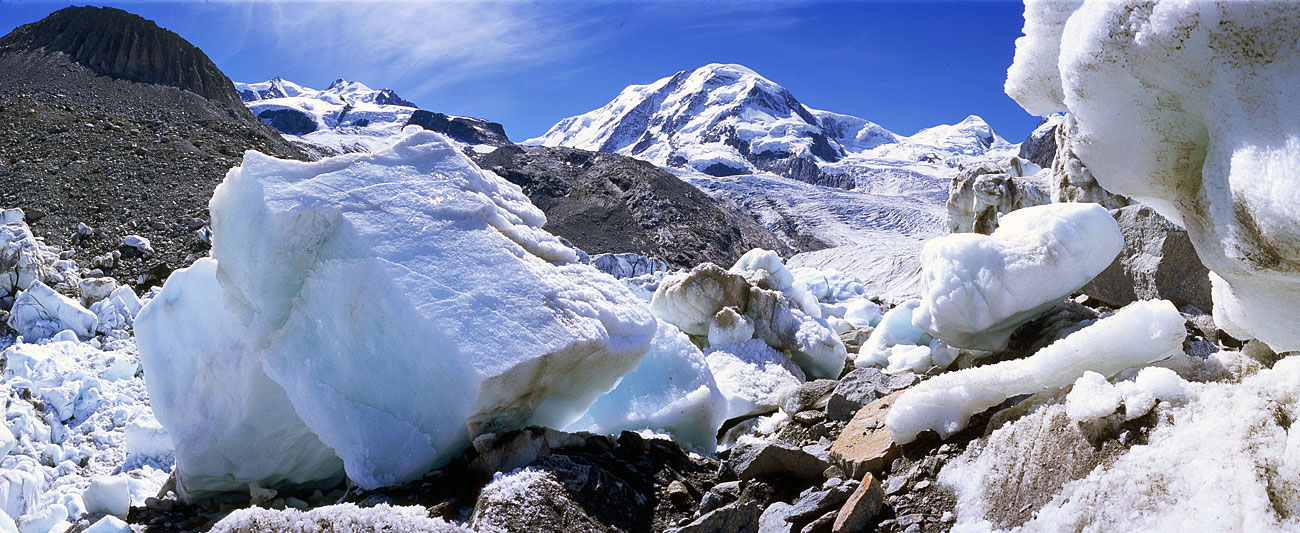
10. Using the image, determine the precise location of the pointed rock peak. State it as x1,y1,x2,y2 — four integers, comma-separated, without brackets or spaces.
327,78,348,90
0,5,243,107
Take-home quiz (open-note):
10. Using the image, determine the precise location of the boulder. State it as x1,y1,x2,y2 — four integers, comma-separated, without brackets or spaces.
470,468,612,533
1082,204,1212,311
724,442,829,481
829,390,904,479
833,474,885,533
668,501,760,533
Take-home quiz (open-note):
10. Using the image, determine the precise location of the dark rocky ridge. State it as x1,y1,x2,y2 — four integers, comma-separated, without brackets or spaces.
0,7,305,290
0,6,245,108
472,145,789,268
405,110,512,147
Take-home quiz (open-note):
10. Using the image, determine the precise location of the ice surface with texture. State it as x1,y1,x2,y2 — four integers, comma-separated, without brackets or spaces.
706,339,805,421
138,129,656,492
887,300,1185,444
7,282,97,341
1007,0,1300,351
566,320,726,452
135,259,344,499
730,248,820,318
913,202,1121,351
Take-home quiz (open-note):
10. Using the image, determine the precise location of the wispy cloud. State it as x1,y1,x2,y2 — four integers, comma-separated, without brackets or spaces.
253,1,611,97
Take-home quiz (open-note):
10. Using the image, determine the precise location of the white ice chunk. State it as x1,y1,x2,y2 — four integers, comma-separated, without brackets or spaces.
81,516,129,533
842,298,882,329
885,345,933,375
913,202,1122,351
886,299,1186,443
0,471,37,522
1065,372,1122,423
0,425,12,459
80,477,129,519
567,321,725,452
7,283,97,341
123,417,172,461
142,130,656,492
857,300,931,368
708,307,754,347
89,286,141,334
706,339,805,421
135,259,344,499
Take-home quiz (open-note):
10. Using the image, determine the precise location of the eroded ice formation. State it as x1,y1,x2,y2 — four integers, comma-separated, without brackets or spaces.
912,202,1122,351
1006,0,1300,351
886,299,1186,444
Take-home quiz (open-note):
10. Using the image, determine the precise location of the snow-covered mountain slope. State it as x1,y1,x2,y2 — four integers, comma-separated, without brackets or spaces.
526,63,1017,195
234,77,423,153
236,77,511,156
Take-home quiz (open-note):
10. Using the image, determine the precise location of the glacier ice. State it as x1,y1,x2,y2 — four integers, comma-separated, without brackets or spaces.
886,300,1186,444
137,129,656,493
705,340,805,422
856,299,931,368
913,202,1122,351
135,259,344,499
565,320,725,452
1007,0,1300,351
651,260,847,380
7,282,97,341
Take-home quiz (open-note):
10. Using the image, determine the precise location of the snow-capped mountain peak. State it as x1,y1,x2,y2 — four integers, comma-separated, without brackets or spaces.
527,63,1013,191
527,63,865,181
235,77,416,108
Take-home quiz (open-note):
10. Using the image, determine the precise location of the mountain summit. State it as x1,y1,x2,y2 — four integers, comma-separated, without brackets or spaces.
528,63,1013,192
0,6,244,107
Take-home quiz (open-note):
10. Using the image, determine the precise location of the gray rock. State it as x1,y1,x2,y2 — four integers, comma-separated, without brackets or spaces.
670,501,760,533
826,368,886,421
470,468,611,533
698,481,742,515
1082,204,1211,311
781,379,838,415
759,502,797,533
725,442,829,481
799,510,838,533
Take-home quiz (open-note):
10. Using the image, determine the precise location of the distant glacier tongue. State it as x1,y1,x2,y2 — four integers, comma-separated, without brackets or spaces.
136,129,656,495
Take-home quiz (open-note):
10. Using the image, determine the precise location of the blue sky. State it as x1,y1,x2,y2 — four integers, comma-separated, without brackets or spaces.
0,1,1040,142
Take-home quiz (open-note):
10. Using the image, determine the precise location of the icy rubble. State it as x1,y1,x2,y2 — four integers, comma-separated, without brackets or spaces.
0,337,170,532
649,256,848,381
913,202,1122,351
1007,0,1300,351
137,129,657,493
886,299,1186,444
945,156,1049,235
